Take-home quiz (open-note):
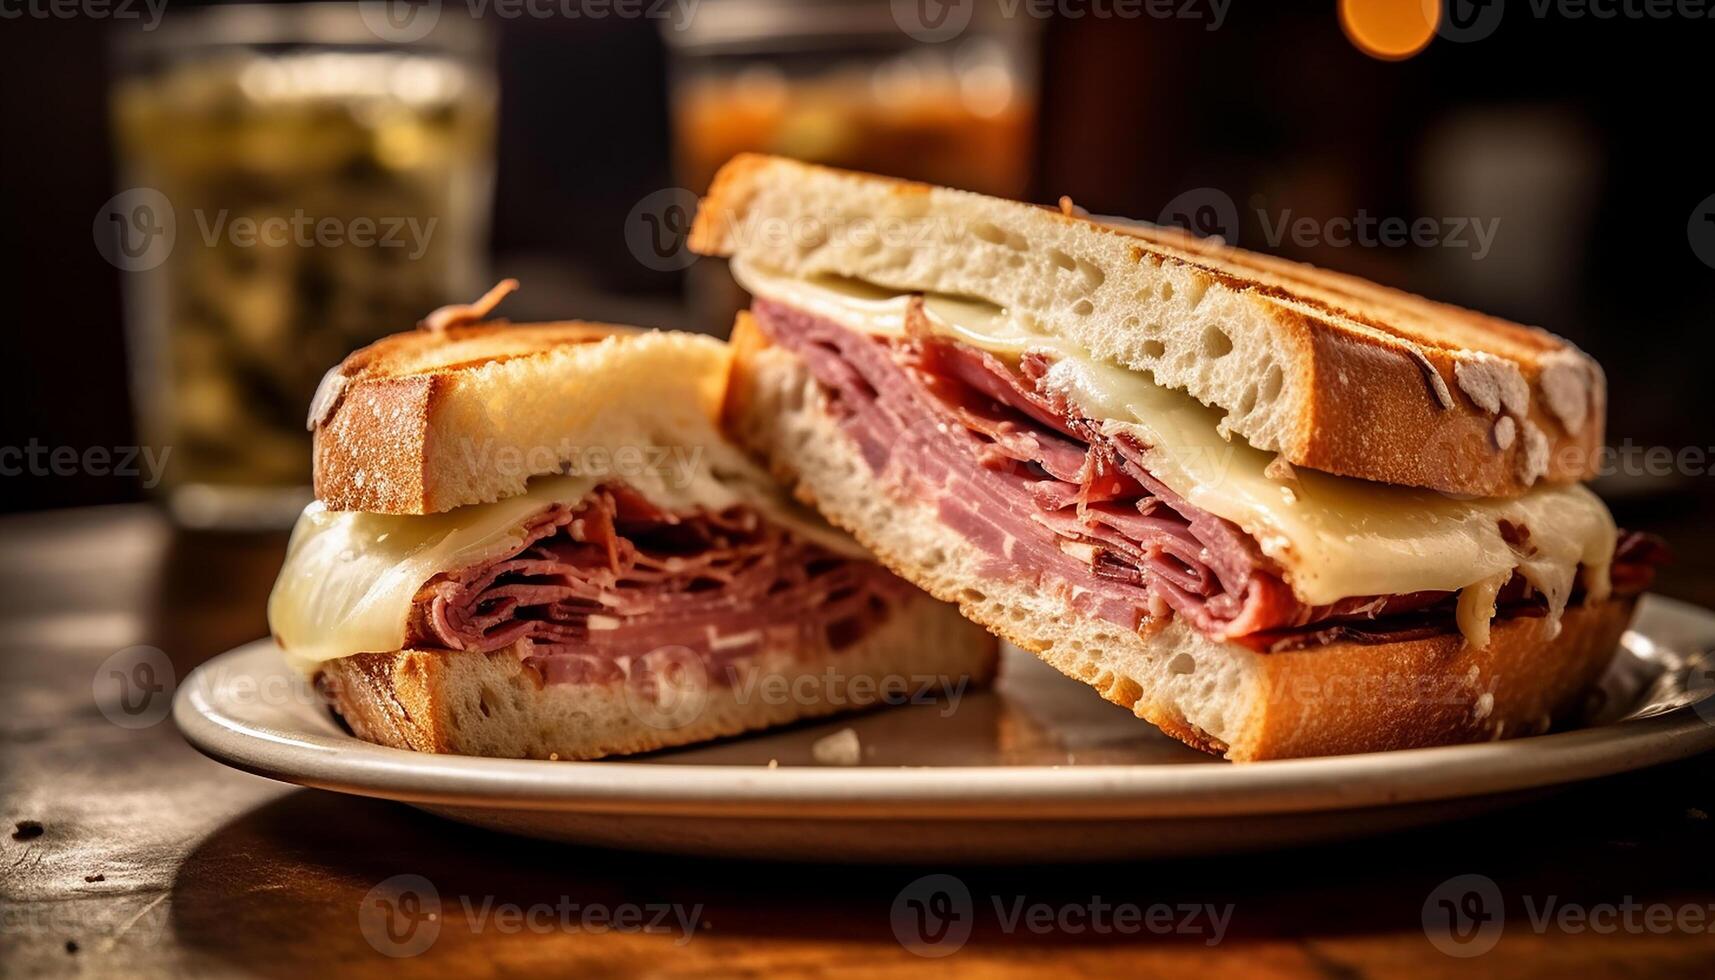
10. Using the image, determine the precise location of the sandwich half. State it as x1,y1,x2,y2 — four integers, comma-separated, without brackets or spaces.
691,154,1665,761
268,289,996,760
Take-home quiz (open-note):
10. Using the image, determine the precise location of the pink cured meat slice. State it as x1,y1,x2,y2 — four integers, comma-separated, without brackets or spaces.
749,298,1659,652
404,484,911,681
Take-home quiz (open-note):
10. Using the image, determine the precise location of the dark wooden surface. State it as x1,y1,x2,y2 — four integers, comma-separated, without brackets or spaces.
5,502,1715,979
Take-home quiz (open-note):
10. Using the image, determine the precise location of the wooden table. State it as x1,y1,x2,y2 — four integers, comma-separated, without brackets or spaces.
5,503,1715,978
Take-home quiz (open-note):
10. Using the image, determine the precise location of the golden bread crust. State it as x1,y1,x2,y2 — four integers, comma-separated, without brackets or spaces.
310,322,728,514
693,153,1604,499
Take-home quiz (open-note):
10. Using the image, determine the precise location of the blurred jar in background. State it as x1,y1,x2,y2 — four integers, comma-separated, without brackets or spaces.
109,5,495,529
664,0,1038,322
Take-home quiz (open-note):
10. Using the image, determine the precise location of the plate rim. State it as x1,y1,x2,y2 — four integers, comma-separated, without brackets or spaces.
173,595,1715,821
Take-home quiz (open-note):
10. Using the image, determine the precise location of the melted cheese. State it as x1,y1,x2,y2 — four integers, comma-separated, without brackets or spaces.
732,259,1618,647
269,436,866,673
270,475,599,672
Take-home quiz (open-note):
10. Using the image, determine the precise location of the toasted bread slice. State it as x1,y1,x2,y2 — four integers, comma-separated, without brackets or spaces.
310,322,731,514
724,320,1632,760
692,154,1604,499
284,309,1000,761
318,588,997,761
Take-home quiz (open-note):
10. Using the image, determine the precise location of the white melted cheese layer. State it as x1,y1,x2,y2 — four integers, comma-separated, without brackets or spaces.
732,259,1617,646
268,438,866,674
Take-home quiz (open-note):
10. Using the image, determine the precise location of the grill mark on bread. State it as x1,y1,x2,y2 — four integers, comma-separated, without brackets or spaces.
1097,220,1559,356
691,153,1607,497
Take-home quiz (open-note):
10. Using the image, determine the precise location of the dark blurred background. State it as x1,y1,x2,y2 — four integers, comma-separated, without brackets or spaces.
1,0,1710,525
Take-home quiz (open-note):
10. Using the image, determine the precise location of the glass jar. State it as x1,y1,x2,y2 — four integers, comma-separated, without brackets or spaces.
663,0,1039,326
109,4,496,528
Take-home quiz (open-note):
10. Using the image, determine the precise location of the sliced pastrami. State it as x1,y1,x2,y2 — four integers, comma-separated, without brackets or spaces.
750,297,1662,651
405,483,910,679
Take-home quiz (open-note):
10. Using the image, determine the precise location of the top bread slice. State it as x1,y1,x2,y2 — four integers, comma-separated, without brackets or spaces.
689,154,1605,499
310,321,730,514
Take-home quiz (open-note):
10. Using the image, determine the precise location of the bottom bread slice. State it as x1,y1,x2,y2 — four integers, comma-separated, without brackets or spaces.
725,329,1636,761
317,590,996,760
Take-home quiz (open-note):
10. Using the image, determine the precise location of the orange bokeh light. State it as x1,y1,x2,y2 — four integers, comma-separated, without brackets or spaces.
1339,0,1440,61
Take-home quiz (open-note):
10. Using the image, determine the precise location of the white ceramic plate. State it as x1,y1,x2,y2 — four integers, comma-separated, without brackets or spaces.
174,595,1715,862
